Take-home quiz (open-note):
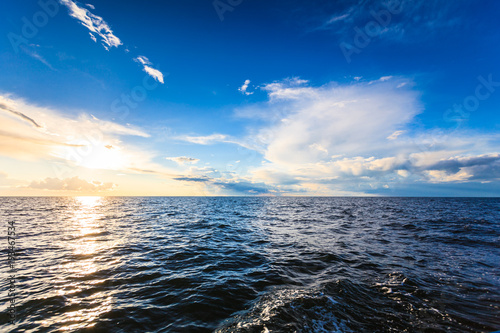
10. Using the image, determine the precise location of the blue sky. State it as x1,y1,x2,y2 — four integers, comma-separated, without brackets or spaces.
1,0,500,196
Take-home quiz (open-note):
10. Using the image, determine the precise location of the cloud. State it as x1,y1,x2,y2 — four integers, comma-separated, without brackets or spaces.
0,102,42,128
19,45,56,70
373,76,393,83
134,56,164,84
227,77,500,194
212,180,270,194
316,0,464,42
134,56,150,65
262,77,311,100
238,79,253,95
250,169,300,186
387,130,404,140
0,94,169,178
312,9,353,32
166,156,200,165
173,176,210,182
326,12,351,24
59,2,165,85
424,154,500,173
424,169,471,183
141,65,164,84
418,154,500,183
175,133,260,153
59,0,122,50
173,173,271,195
177,134,229,145
259,77,420,165
27,176,115,191
171,77,500,195
169,164,277,195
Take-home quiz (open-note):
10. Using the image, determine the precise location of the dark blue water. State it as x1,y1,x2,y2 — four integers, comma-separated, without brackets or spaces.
1,197,499,332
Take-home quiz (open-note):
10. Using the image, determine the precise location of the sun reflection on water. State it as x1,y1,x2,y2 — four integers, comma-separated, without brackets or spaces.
51,196,116,330
75,196,102,208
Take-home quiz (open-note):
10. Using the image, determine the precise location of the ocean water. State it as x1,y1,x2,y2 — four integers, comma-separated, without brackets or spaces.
0,197,499,332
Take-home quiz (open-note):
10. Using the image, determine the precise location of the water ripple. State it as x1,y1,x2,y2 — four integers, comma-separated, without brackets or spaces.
0,197,499,332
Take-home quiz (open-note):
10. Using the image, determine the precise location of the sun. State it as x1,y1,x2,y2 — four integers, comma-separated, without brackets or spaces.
78,143,127,170
57,140,129,170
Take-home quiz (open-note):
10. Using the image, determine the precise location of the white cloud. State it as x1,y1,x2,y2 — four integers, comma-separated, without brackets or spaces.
326,12,350,24
175,133,261,154
173,77,500,194
424,169,471,183
259,78,420,165
379,76,393,82
311,8,354,32
166,156,200,165
143,66,164,84
134,56,151,66
134,56,164,84
0,94,166,177
368,76,394,85
177,134,229,145
387,130,405,140
397,170,409,177
28,176,115,191
238,79,253,95
59,0,122,50
59,3,166,84
262,77,312,100
231,77,500,194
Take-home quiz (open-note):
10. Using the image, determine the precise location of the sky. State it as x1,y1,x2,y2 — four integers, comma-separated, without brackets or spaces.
1,0,500,196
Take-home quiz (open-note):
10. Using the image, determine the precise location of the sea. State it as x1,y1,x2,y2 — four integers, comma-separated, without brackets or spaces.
0,197,499,332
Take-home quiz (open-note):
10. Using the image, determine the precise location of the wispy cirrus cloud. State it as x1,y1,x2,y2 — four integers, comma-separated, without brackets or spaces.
314,0,465,42
59,0,122,50
59,2,165,83
177,133,229,145
175,133,261,154
133,56,164,84
19,44,56,71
